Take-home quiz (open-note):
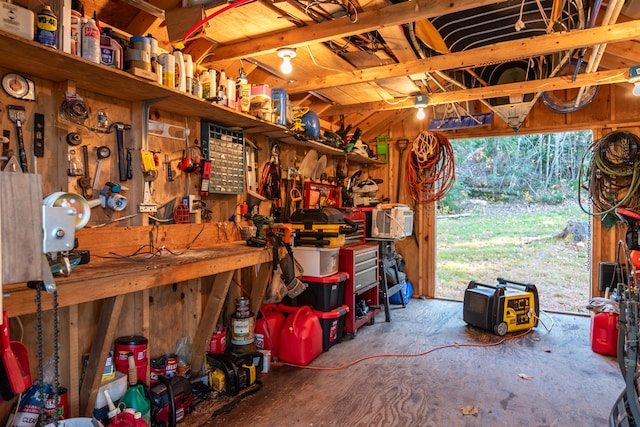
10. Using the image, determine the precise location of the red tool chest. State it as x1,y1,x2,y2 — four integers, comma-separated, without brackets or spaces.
338,243,379,336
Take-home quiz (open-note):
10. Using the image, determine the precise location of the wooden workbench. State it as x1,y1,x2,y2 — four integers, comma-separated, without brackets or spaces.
2,224,275,418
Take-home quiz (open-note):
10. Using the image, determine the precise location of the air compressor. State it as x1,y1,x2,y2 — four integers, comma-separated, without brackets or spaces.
463,277,539,336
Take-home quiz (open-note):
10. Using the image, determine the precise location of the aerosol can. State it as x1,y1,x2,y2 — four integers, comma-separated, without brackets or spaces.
35,4,58,48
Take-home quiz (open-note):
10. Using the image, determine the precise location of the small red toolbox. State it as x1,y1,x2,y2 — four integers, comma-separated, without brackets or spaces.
283,272,348,311
314,305,349,352
278,306,323,366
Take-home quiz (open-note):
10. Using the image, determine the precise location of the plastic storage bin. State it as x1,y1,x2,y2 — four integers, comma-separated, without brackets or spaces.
314,305,349,351
293,246,339,277
284,272,348,311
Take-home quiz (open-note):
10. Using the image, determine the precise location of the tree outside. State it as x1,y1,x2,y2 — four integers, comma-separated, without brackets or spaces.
435,131,593,313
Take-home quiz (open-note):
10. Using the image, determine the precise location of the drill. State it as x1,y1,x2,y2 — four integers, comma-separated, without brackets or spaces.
247,215,274,246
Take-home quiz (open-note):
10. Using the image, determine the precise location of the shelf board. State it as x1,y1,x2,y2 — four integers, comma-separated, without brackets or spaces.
0,31,384,164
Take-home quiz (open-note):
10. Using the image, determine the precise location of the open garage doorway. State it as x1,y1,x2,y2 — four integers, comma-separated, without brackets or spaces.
434,131,592,313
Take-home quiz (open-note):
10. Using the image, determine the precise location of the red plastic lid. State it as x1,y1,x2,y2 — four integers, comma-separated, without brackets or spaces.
313,304,349,318
300,271,349,283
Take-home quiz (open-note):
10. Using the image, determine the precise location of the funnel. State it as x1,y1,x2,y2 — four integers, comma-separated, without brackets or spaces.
247,189,266,217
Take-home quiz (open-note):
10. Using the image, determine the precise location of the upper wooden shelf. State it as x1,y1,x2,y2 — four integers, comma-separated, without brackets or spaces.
0,30,385,164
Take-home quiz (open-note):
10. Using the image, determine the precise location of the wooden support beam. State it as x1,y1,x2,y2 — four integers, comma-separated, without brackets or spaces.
210,0,511,61
284,20,640,94
80,295,125,416
191,271,234,376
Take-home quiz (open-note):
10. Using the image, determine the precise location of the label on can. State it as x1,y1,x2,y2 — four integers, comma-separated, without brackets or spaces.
36,9,58,48
231,316,255,345
164,354,178,378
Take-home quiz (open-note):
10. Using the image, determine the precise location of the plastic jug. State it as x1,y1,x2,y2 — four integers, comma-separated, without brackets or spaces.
119,384,150,424
278,305,322,366
255,304,285,359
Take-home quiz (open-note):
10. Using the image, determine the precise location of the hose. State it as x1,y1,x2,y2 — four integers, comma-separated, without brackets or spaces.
405,131,455,205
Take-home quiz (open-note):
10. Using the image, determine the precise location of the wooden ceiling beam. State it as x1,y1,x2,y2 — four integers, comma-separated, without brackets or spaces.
285,20,640,94
209,0,512,61
426,67,631,105
323,66,632,116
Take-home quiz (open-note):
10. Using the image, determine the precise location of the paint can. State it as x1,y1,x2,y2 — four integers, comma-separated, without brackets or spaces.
230,314,255,346
163,354,178,378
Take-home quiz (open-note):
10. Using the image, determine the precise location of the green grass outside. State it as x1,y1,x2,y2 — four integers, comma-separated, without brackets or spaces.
435,203,591,313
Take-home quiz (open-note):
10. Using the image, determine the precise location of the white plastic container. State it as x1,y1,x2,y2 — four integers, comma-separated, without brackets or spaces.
81,18,100,63
293,246,339,277
173,50,186,92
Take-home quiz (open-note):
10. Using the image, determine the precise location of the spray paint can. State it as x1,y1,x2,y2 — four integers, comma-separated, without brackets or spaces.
81,17,101,63
184,54,193,95
36,5,58,48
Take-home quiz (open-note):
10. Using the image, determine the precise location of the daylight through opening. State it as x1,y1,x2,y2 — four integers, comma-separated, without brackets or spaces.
435,131,592,313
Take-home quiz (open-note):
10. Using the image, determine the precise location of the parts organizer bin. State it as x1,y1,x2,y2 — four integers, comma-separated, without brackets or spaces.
283,272,348,311
293,246,339,277
200,121,245,194
314,305,349,351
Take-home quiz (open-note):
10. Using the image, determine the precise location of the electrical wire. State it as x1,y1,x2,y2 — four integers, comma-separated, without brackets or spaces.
405,131,456,205
273,328,534,370
578,131,640,216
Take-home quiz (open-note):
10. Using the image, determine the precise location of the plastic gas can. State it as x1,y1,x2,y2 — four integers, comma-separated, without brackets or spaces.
255,304,285,360
590,311,619,356
278,305,322,365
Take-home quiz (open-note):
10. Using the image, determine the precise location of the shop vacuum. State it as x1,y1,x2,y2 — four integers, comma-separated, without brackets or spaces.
463,277,539,336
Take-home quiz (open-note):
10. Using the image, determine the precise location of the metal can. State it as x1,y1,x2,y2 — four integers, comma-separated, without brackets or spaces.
36,5,58,48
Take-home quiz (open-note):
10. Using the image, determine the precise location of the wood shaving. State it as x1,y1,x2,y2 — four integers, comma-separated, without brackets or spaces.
461,405,479,416
518,373,534,380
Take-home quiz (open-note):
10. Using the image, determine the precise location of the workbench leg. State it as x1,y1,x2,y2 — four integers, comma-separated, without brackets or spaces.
80,295,125,417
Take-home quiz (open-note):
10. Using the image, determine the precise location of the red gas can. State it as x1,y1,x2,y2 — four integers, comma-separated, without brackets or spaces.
278,305,323,366
255,304,285,360
590,311,619,357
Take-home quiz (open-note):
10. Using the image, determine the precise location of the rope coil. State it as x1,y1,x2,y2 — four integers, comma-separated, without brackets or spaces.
405,131,456,204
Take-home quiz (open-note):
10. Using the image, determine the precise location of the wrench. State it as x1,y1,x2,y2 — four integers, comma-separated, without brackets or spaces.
92,146,111,189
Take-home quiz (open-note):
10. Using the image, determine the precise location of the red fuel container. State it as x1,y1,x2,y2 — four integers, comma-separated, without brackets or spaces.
279,305,323,366
255,304,285,360
590,311,619,357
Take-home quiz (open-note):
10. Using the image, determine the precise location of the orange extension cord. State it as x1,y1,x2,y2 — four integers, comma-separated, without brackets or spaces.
405,131,455,205
272,329,533,371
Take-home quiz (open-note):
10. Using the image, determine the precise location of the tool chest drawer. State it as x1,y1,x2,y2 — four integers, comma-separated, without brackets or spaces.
353,264,378,293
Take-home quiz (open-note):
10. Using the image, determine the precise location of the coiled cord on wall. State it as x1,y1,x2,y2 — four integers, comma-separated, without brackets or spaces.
579,130,640,215
405,131,456,205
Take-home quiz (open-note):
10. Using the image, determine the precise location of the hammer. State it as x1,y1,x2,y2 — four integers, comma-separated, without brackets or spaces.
110,122,131,181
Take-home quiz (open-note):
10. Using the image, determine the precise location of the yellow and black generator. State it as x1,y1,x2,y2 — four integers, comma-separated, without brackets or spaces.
463,277,539,336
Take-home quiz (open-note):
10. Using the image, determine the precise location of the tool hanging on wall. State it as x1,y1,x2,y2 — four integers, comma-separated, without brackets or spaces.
7,105,28,172
396,138,409,203
109,122,131,182
33,112,44,158
78,145,93,199
92,146,111,190
259,143,281,203
164,154,174,182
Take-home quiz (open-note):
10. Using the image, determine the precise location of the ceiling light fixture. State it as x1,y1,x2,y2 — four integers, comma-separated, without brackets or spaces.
415,94,428,120
630,65,640,97
277,48,297,75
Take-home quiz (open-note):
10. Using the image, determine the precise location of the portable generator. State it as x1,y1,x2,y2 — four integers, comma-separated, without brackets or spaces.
150,375,193,427
463,277,539,336
206,352,263,396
